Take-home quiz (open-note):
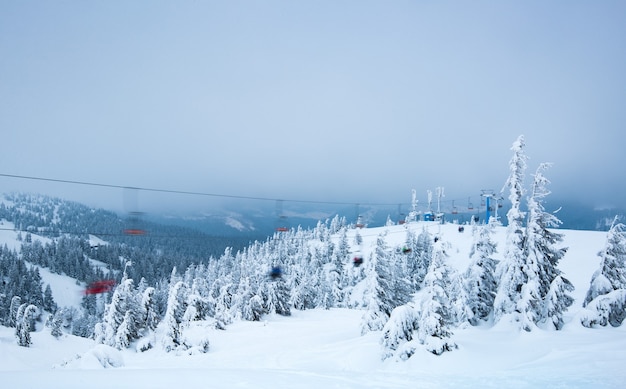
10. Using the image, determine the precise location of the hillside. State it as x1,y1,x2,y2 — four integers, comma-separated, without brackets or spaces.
0,193,253,284
1,217,626,388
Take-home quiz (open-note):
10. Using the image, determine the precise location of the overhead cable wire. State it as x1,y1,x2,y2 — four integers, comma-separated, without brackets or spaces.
0,172,486,209
0,227,241,241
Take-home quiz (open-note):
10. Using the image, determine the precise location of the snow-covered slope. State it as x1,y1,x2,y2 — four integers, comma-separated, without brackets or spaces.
1,308,624,388
1,221,625,388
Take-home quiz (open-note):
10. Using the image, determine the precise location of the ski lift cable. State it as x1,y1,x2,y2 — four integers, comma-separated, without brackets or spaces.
0,227,234,241
0,172,486,211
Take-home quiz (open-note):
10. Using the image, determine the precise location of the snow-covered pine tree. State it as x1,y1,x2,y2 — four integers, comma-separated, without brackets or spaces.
315,239,340,309
581,219,626,327
97,277,137,347
182,294,206,326
261,275,291,317
381,301,421,360
545,275,574,330
234,276,263,321
390,248,413,309
360,233,396,334
414,228,434,287
584,218,626,305
494,135,528,323
450,272,474,327
325,240,345,308
416,241,457,355
139,287,159,331
336,228,354,297
465,221,498,325
115,310,138,349
15,311,30,347
401,230,421,291
42,284,57,313
523,163,572,330
9,296,21,328
15,304,37,347
289,247,319,310
50,309,64,338
162,281,188,351
213,283,235,329
581,289,626,328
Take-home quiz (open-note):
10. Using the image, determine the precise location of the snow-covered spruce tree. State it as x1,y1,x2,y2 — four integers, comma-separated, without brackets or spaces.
494,135,528,323
416,241,457,355
96,277,138,347
381,301,421,360
581,219,626,327
315,240,341,310
256,231,292,316
325,240,346,308
391,248,413,309
213,283,234,329
289,248,319,310
401,230,422,291
584,218,626,305
162,281,188,351
182,294,207,326
360,233,397,334
42,284,57,313
234,276,263,321
450,272,474,327
261,275,291,317
50,309,64,338
9,296,21,328
115,310,138,349
139,287,159,331
414,228,434,287
16,304,37,347
464,221,498,325
581,289,626,328
522,163,572,330
15,309,31,347
544,275,575,330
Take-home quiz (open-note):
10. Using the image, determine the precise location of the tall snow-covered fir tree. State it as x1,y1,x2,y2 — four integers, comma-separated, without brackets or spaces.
162,281,188,351
416,241,457,355
324,239,346,308
261,274,292,317
139,286,159,331
402,229,432,291
464,220,498,325
360,233,396,334
95,277,138,347
581,219,626,328
15,304,38,347
9,296,21,328
522,163,572,330
494,135,528,324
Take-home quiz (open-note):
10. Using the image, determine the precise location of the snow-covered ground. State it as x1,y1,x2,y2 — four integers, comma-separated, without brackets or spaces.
1,221,625,388
1,308,625,388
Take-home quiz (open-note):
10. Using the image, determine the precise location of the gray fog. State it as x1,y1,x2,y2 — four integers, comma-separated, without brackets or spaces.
1,1,625,213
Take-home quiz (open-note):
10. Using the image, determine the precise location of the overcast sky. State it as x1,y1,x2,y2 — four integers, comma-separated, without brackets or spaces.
1,1,625,213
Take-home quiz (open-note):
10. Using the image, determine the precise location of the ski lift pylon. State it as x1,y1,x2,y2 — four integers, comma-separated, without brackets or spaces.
275,200,289,232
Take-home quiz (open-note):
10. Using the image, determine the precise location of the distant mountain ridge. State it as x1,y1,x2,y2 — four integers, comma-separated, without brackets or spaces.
2,192,623,244
147,197,626,237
